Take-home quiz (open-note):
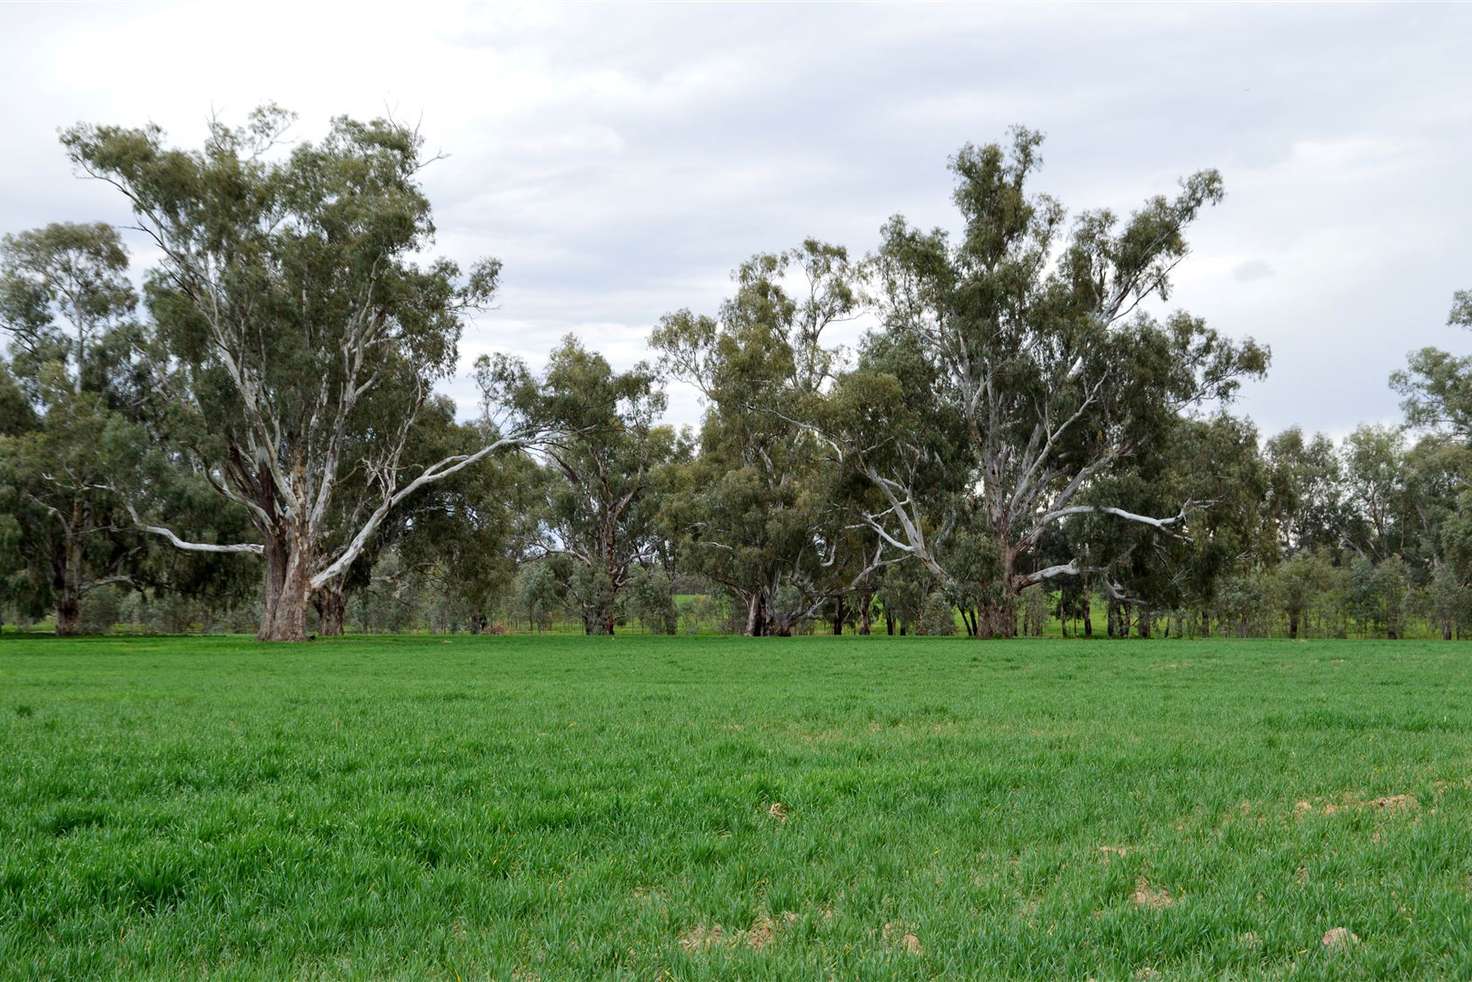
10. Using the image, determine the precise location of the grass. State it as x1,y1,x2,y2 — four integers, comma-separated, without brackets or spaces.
4,635,1472,979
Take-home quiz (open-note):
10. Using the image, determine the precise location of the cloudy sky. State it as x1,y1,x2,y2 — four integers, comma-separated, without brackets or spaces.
2,2,1468,437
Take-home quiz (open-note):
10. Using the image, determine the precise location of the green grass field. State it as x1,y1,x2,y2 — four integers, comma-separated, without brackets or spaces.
5,635,1472,979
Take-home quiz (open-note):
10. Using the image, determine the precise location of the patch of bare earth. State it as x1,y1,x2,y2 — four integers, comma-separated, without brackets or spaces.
1294,793,1419,818
882,921,923,955
679,924,726,953
746,915,777,951
680,912,799,954
1322,927,1360,949
1131,878,1175,910
1098,845,1129,861
767,801,789,823
746,913,800,951
1371,793,1418,812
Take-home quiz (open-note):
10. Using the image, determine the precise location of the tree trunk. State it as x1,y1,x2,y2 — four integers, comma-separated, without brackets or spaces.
257,533,312,642
1138,609,1151,638
1200,609,1211,638
745,592,766,637
859,591,873,635
1082,603,1093,638
55,589,81,637
314,582,347,637
978,596,1017,639
885,611,895,636
831,596,845,635
54,528,83,637
1288,610,1299,640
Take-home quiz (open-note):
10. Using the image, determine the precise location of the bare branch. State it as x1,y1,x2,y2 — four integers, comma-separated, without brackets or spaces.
120,500,264,555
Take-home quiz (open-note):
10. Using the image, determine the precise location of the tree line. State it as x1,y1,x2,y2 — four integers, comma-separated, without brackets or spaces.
1,109,1468,641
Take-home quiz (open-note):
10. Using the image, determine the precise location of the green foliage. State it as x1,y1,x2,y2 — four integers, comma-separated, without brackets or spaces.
7,125,1472,645
874,563,930,635
1421,563,1470,638
652,241,867,636
0,222,160,633
513,562,564,633
916,591,957,636
624,566,679,635
502,336,677,634
1020,584,1050,637
1392,287,1472,439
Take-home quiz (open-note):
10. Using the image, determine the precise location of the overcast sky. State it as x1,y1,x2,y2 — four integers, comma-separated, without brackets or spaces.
3,2,1468,438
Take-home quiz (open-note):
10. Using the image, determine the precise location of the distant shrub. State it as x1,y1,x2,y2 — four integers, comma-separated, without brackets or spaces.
918,592,957,636
626,567,679,635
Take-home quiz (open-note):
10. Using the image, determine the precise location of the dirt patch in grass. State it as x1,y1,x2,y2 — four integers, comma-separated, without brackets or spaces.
1295,793,1419,817
1322,926,1360,949
1131,877,1175,910
882,921,923,955
1371,793,1418,812
679,924,727,952
680,912,798,954
746,915,777,951
767,801,789,823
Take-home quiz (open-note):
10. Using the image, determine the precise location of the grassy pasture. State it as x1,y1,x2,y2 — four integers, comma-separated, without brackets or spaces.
4,635,1472,979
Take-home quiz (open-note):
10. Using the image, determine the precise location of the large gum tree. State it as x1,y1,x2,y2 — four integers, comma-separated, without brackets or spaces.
820,129,1268,636
64,107,534,640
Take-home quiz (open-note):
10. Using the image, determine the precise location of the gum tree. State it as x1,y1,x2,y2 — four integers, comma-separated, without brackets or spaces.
1393,288,1472,440
653,241,891,635
822,130,1268,635
496,336,677,635
0,223,149,634
64,108,534,640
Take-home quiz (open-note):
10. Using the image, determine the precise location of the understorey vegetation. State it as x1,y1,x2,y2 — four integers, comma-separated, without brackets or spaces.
3,111,1470,640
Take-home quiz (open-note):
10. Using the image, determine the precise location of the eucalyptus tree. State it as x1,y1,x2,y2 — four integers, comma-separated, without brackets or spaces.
1264,427,1347,558
1339,424,1409,561
1272,551,1337,639
0,360,46,625
653,241,890,635
0,223,152,634
394,410,545,634
1160,413,1274,634
1399,435,1472,572
819,129,1268,635
501,336,676,635
63,107,536,640
1393,288,1472,441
